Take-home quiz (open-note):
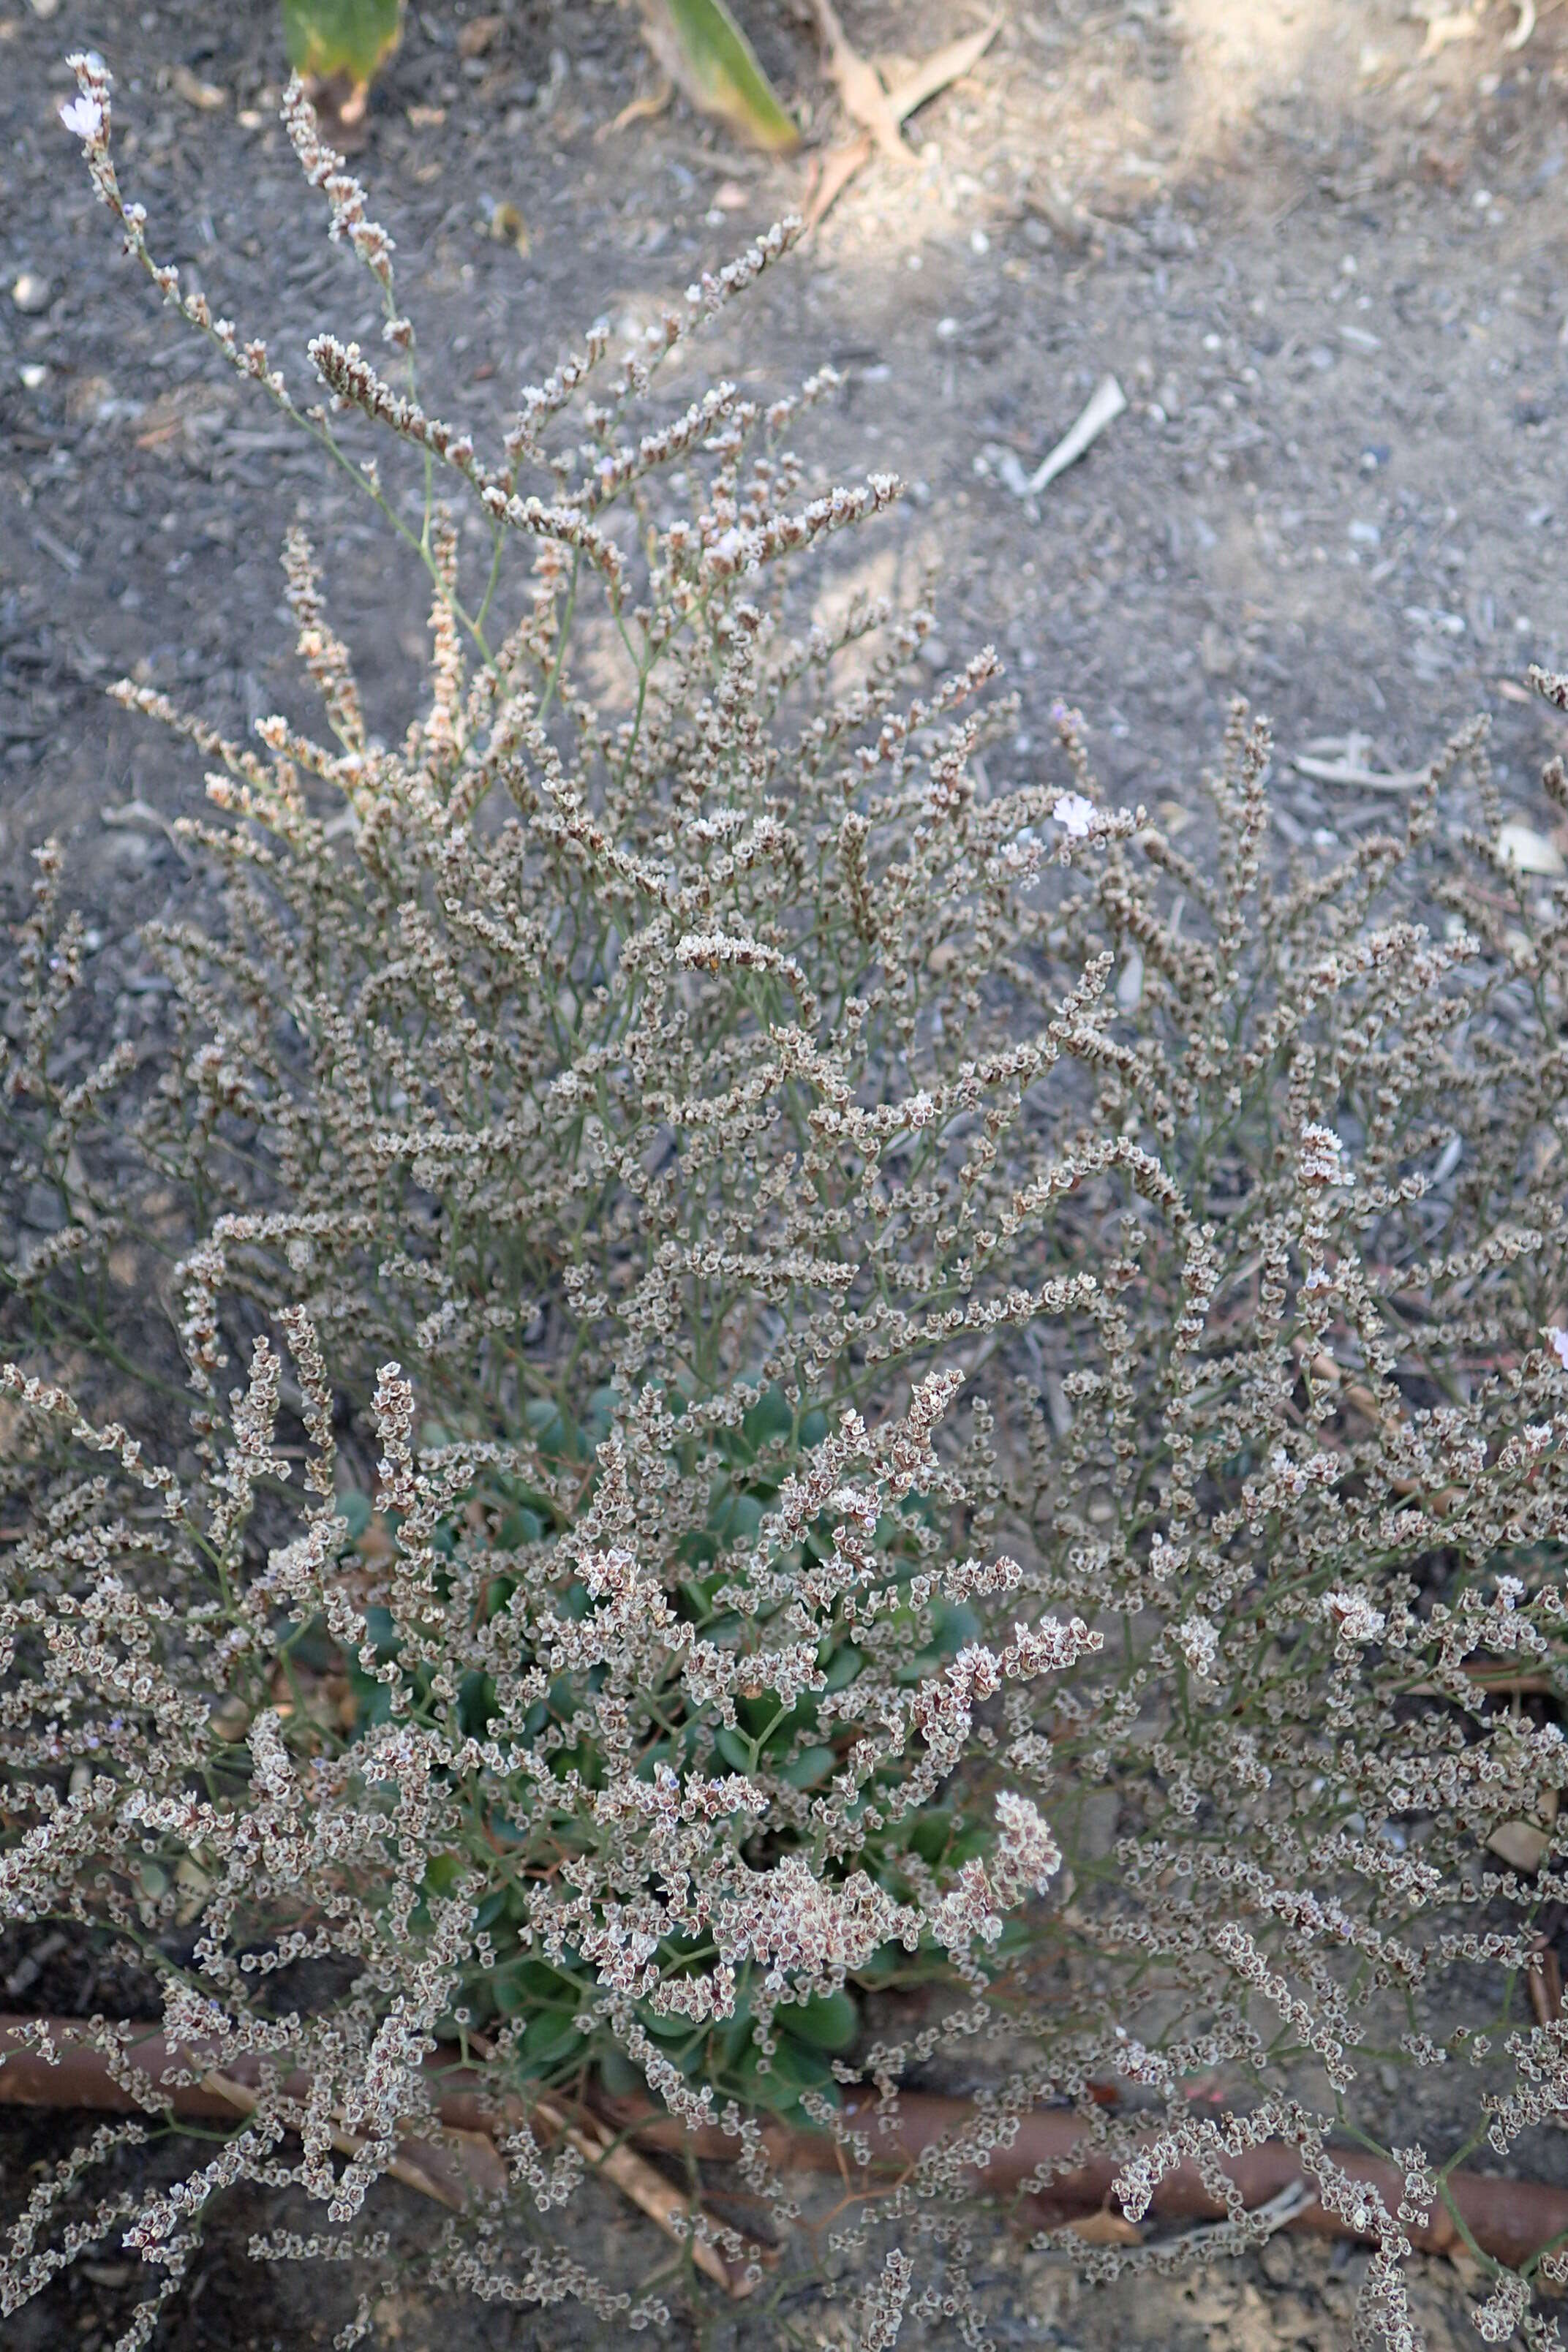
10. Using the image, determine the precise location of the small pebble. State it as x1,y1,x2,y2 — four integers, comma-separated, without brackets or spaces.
1259,2236,1294,2287
20,1183,65,1235
12,271,50,314
19,363,48,391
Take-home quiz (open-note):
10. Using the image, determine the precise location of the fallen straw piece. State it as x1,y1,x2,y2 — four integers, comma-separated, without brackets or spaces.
462,2025,753,2296
1025,374,1126,496
1292,753,1431,791
533,2091,753,2297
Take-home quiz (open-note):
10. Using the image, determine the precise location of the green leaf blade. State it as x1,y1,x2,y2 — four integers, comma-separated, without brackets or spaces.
654,0,800,154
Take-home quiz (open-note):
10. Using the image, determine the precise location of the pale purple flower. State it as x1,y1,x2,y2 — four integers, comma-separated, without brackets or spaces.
1052,791,1097,839
1548,1326,1568,1372
60,94,103,143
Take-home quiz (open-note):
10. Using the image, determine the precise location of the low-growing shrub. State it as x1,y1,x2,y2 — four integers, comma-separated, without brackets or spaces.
7,51,1568,2351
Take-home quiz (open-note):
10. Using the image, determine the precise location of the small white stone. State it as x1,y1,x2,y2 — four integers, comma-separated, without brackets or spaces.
19,363,48,391
12,271,50,315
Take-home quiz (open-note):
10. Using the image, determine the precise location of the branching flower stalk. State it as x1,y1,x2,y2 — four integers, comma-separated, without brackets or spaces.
4,52,1568,2352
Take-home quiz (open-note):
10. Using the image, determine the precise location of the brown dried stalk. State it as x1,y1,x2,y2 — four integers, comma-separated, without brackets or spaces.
1528,1937,1564,2032
4,2021,1565,2275
203,2065,499,2213
600,2088,1568,2272
0,2022,750,2296
531,2090,755,2297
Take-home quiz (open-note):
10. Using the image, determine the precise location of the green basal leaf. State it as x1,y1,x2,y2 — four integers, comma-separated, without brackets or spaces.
656,0,799,155
282,0,403,90
781,1743,837,1788
780,1987,859,2051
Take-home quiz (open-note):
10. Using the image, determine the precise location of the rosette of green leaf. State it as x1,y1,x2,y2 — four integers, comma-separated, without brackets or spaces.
323,1392,992,2094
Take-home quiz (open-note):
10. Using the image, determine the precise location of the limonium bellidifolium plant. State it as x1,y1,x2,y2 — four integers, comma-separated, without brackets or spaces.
7,50,1568,2352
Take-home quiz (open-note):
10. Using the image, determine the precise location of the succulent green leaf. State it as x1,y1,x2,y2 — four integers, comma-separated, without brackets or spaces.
780,1987,859,2051
781,1744,837,1789
520,2010,586,2069
742,1384,795,1450
282,0,404,90
336,1488,372,1540
654,0,799,155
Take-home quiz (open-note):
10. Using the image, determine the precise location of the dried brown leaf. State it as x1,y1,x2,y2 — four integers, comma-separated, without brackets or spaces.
884,15,1000,121
804,132,873,229
808,0,904,158
1488,1787,1558,1875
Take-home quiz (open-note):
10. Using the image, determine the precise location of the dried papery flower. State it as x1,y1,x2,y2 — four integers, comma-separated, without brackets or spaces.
59,92,104,144
852,2246,913,2351
1052,790,1098,839
6,46,1568,2351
